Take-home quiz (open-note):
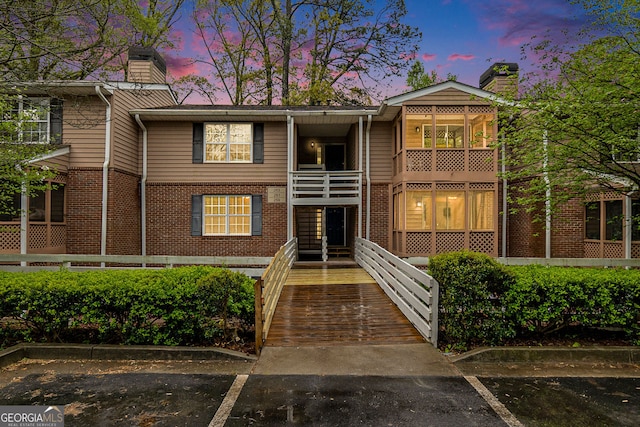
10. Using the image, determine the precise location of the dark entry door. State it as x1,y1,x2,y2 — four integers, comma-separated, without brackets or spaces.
325,144,345,171
326,207,345,246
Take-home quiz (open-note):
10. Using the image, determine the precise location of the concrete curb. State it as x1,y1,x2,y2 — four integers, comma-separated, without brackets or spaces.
449,346,640,364
0,343,257,369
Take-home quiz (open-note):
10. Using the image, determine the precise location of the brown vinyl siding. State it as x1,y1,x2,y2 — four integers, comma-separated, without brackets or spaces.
369,122,393,183
63,97,107,168
111,89,176,174
146,121,288,183
402,88,491,106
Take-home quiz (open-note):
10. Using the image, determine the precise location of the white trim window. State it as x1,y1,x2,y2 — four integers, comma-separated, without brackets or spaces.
5,97,51,144
205,123,252,162
203,195,252,235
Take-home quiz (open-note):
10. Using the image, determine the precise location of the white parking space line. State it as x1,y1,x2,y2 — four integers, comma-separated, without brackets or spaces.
464,375,524,427
208,374,248,427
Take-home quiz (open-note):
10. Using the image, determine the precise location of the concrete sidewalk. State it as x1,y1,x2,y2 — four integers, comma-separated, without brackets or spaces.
252,343,459,376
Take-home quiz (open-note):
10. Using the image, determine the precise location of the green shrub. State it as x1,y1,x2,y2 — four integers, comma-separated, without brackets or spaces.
505,265,640,343
0,267,256,349
428,251,516,351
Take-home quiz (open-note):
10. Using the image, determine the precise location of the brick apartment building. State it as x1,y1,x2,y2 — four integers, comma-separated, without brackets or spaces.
1,48,638,260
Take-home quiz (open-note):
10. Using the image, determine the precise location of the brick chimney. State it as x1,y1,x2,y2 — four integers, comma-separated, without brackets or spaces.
127,47,167,84
479,63,518,95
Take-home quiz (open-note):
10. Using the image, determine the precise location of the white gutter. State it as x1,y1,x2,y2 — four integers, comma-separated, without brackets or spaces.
365,115,372,240
134,114,148,264
358,116,363,238
95,86,111,266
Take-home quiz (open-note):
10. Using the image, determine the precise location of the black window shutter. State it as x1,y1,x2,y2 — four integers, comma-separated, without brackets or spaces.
253,123,264,164
191,195,203,236
193,123,204,164
50,98,63,145
251,195,262,236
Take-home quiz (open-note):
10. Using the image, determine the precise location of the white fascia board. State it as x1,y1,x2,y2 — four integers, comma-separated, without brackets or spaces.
384,81,506,106
27,145,70,164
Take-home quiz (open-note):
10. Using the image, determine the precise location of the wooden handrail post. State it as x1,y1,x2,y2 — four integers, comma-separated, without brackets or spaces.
254,278,264,355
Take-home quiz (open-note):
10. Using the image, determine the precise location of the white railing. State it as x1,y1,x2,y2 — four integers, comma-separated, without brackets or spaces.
355,237,439,347
254,238,297,354
0,254,272,277
291,171,361,202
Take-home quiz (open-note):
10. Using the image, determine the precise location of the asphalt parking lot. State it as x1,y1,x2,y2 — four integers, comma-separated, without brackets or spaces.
0,344,639,426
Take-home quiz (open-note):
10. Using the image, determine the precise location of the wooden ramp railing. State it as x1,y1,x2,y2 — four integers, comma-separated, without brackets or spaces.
254,238,297,354
355,237,439,347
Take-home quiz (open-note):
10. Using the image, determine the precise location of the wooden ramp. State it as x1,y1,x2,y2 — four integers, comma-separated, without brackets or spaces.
265,265,425,347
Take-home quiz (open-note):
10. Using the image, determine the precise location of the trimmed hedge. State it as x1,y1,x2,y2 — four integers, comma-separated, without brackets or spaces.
428,251,515,351
0,266,255,349
429,251,640,350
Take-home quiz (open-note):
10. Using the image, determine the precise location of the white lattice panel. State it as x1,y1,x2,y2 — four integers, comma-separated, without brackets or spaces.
469,150,495,172
436,150,464,171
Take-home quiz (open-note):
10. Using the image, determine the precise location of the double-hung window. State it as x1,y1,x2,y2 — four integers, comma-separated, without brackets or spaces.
1,97,62,144
191,194,262,237
205,123,252,162
203,195,251,235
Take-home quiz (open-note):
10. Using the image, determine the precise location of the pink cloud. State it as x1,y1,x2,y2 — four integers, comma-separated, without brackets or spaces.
448,54,475,61
422,53,436,61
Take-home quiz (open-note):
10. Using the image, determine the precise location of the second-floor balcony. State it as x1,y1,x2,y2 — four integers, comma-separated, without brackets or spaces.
290,170,362,206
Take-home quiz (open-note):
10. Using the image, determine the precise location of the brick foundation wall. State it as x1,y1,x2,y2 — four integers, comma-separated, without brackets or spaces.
366,183,391,250
146,183,287,257
507,183,545,257
67,168,103,254
108,170,141,255
551,197,585,258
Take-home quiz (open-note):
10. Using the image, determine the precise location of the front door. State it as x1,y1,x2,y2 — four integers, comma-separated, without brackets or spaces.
326,207,345,246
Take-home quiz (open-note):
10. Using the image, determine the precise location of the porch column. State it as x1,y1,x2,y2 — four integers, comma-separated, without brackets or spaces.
358,116,363,239
20,185,28,266
625,192,632,260
287,115,294,240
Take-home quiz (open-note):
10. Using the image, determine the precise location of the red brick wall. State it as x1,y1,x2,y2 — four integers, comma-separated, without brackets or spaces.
551,197,585,258
366,183,391,250
506,182,545,257
146,183,287,257
67,168,142,255
108,170,141,255
67,168,103,254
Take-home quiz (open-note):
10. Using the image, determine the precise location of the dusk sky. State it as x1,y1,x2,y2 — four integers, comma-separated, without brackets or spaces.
164,0,589,103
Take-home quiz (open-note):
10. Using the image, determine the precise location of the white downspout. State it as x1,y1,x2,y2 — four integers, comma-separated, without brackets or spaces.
625,192,633,260
543,130,551,258
20,178,28,266
134,114,147,266
365,115,372,240
358,116,363,238
96,86,111,267
501,134,508,258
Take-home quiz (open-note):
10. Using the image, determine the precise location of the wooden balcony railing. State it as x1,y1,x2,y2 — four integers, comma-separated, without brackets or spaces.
290,171,361,205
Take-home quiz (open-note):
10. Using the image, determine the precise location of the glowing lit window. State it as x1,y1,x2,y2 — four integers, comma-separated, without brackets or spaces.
203,195,251,235
205,123,252,162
